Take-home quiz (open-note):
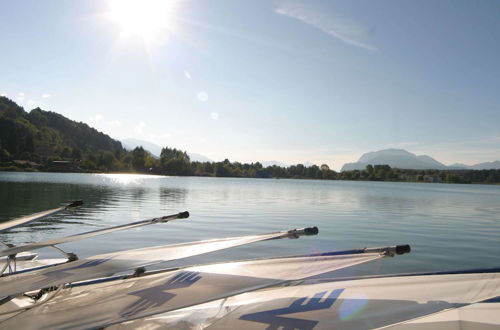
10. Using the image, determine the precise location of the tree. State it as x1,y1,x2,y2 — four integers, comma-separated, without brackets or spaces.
72,148,82,160
366,164,374,175
24,133,35,154
60,147,72,159
0,148,11,162
160,146,191,175
214,162,231,177
132,147,146,172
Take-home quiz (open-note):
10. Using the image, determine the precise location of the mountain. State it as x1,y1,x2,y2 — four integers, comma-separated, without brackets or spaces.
342,149,500,171
443,161,500,170
303,161,316,167
0,96,123,163
341,149,448,171
122,138,162,157
470,161,500,170
121,138,212,162
261,160,289,167
416,155,447,169
449,163,470,169
189,153,213,162
260,161,318,168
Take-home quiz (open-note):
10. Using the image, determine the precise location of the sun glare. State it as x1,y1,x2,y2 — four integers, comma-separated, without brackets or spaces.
108,0,175,41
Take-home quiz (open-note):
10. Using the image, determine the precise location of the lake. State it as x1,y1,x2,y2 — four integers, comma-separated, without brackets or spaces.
0,172,499,277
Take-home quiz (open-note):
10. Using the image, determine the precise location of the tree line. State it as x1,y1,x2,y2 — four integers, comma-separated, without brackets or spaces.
75,145,338,180
9,142,500,184
1,96,499,184
336,164,500,184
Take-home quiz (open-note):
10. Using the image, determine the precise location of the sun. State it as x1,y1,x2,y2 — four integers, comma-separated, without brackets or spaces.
107,0,176,41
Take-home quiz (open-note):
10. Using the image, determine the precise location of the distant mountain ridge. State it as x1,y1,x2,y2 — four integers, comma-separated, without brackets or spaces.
121,138,212,162
122,139,319,167
261,160,289,167
341,149,500,171
449,160,500,170
260,161,316,167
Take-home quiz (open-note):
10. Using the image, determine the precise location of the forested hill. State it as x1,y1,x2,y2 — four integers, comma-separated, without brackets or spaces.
0,96,125,170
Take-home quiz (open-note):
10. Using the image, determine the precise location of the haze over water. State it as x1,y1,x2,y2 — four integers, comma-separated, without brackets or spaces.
0,172,499,276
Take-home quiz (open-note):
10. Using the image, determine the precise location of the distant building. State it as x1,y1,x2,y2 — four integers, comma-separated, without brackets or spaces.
423,174,442,183
13,160,40,168
50,160,81,171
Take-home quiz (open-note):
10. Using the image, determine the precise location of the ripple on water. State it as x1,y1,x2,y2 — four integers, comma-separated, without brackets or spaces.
0,173,499,273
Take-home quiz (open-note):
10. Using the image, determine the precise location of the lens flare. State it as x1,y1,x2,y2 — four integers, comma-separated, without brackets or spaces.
338,293,368,320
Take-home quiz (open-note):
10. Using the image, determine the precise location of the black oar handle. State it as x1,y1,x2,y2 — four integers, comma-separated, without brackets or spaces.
285,226,319,239
154,211,190,223
67,200,84,208
304,226,319,235
395,244,411,255
178,211,190,219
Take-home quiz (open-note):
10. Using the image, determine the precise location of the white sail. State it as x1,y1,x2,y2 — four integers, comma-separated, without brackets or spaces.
124,271,499,330
0,227,315,299
1,251,384,329
377,298,500,330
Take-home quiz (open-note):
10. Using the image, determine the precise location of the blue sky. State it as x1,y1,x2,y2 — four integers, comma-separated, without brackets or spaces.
1,0,499,170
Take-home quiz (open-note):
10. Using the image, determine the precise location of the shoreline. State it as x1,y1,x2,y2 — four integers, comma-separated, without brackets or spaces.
1,169,499,186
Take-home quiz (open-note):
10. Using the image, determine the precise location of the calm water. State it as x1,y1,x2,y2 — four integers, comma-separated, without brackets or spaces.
0,172,499,276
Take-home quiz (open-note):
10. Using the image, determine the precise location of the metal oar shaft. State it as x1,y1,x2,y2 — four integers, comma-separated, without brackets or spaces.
0,211,190,258
364,244,411,256
0,200,83,233
303,244,411,258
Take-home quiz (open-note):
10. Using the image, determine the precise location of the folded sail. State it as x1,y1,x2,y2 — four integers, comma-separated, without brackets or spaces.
1,251,385,329
0,227,315,298
161,271,500,330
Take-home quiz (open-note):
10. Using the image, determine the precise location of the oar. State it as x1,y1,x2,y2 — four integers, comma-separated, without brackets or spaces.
0,201,83,233
0,211,190,258
0,227,318,299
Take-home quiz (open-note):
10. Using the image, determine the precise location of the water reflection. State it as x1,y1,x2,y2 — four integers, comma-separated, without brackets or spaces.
160,187,186,205
0,172,499,274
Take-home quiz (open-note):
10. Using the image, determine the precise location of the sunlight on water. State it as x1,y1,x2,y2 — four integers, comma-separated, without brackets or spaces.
94,173,164,185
